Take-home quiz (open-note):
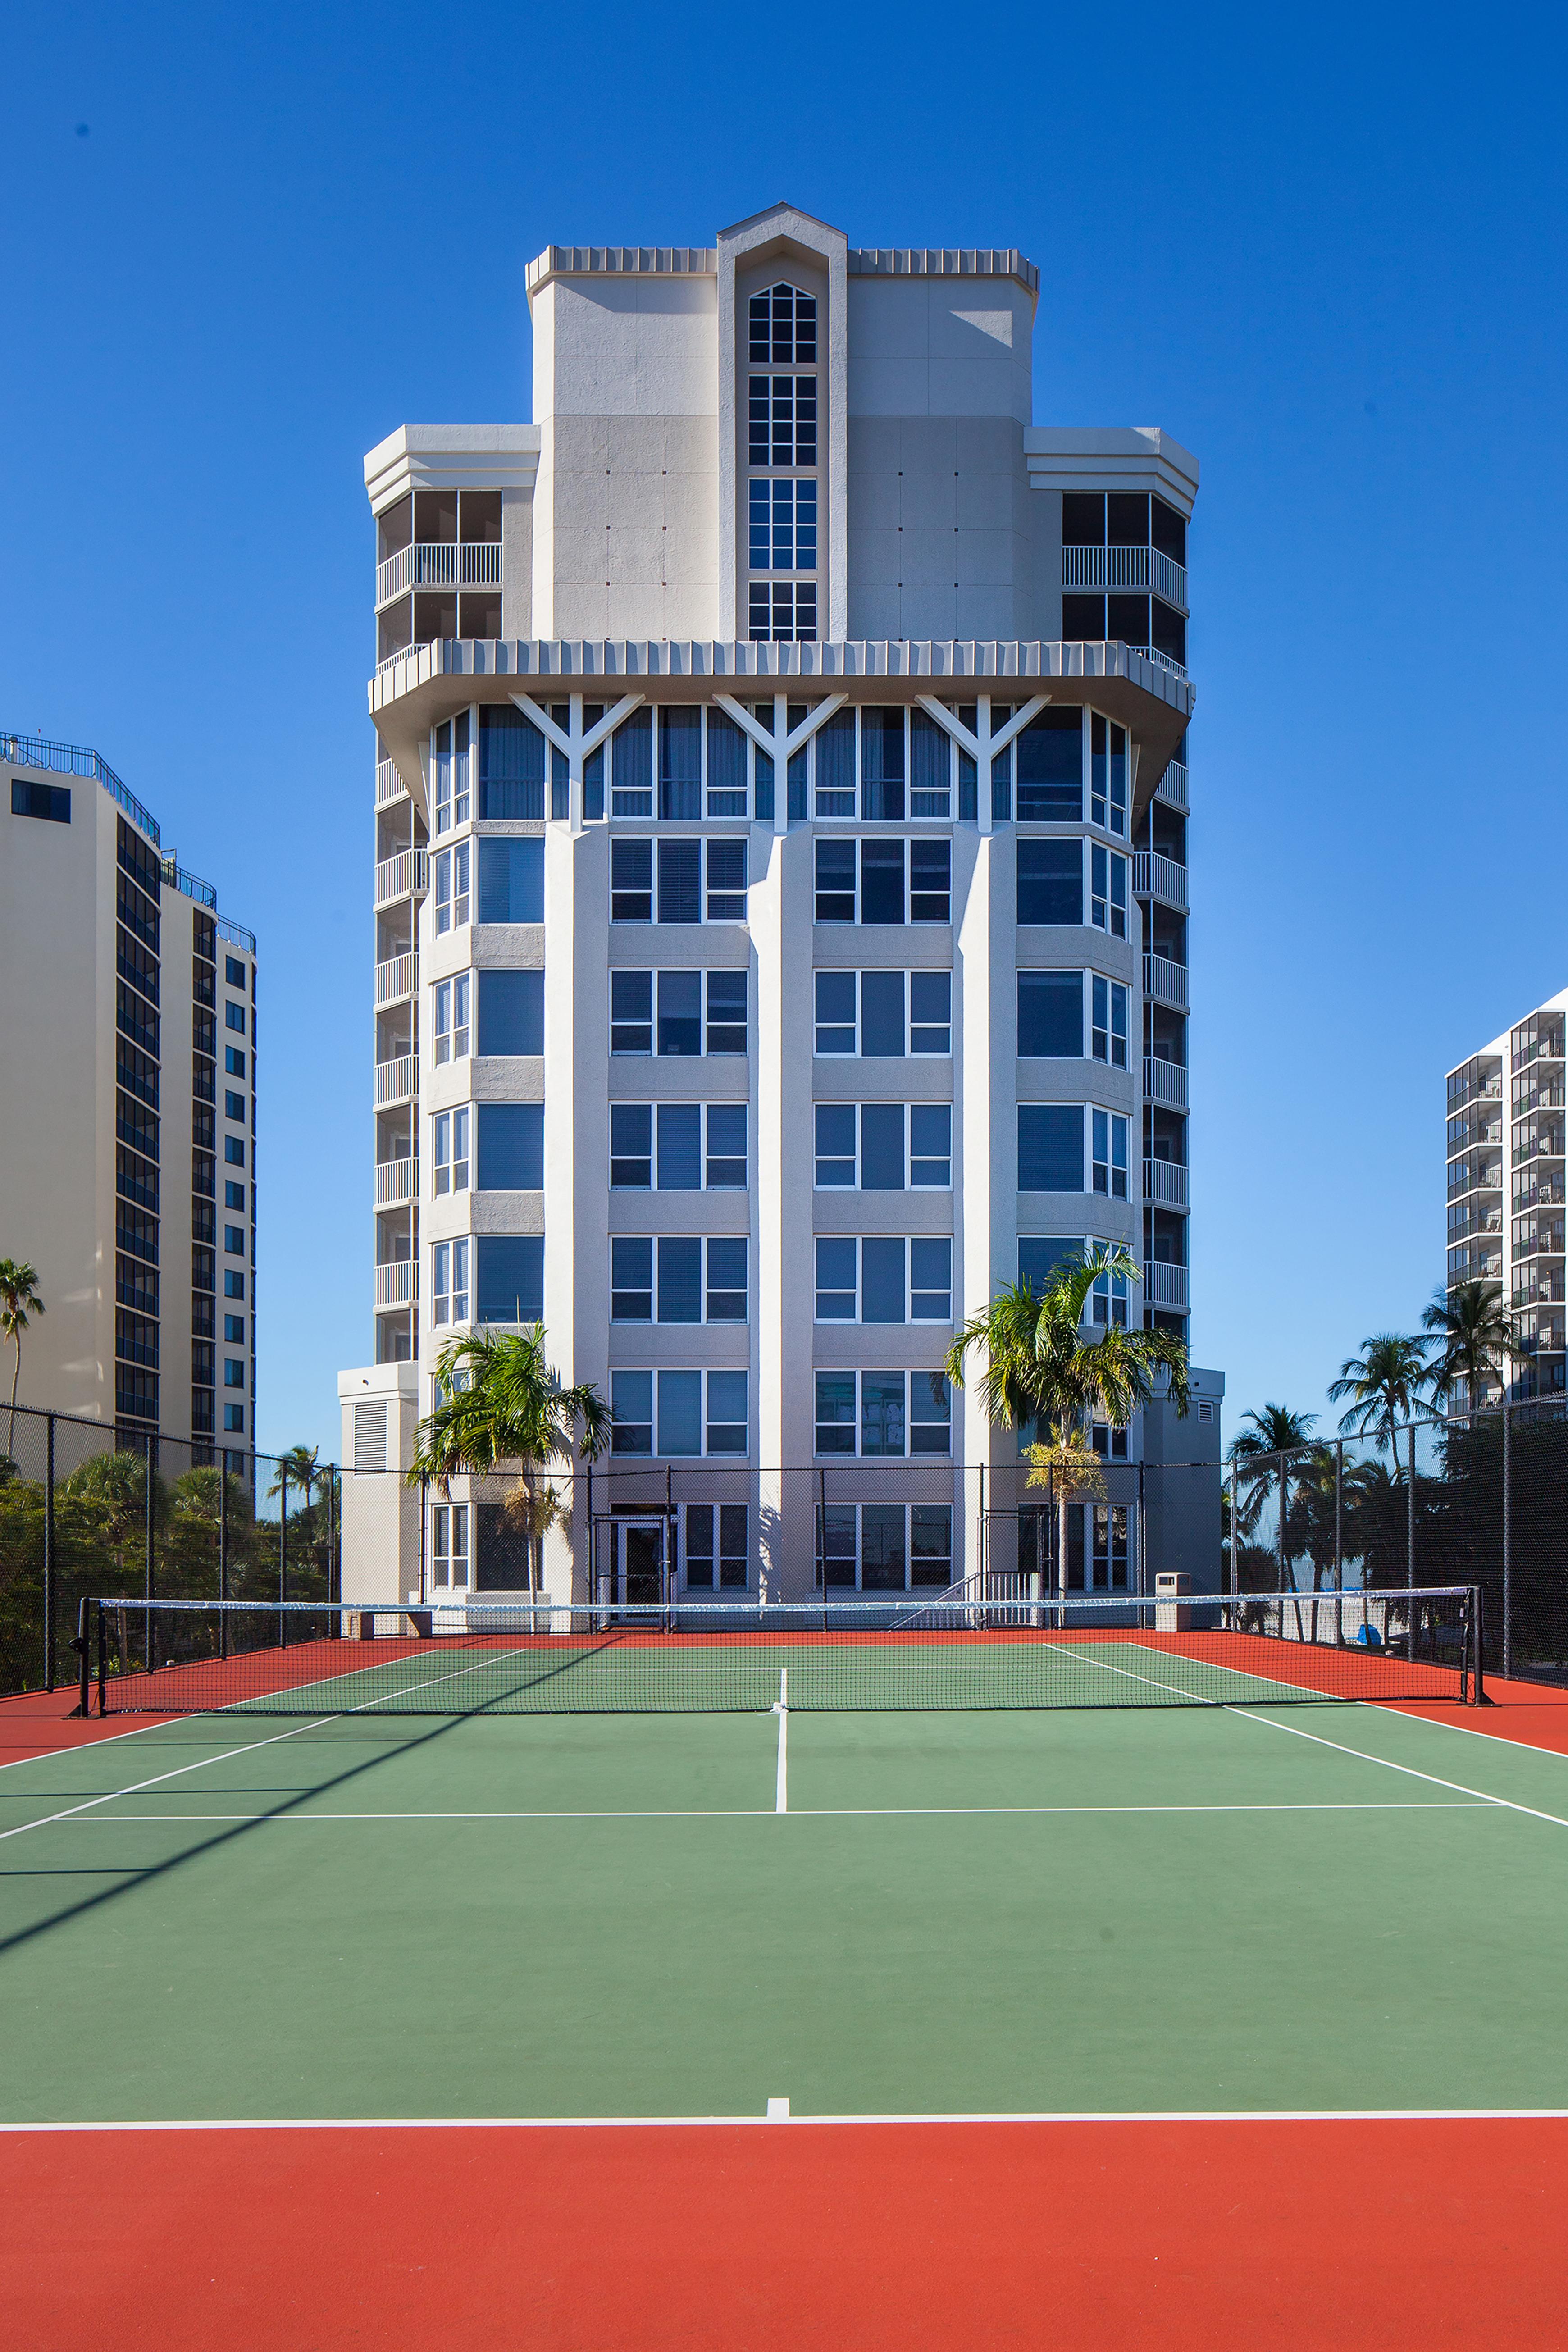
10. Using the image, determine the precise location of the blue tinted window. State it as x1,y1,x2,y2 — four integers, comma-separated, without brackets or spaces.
478,839,543,924
860,1236,906,1324
859,1103,906,1190
860,971,905,1057
475,1236,544,1325
658,1369,702,1456
657,1236,702,1323
1018,972,1083,1057
656,1103,702,1190
1017,841,1081,925
1018,1106,1083,1193
477,1103,544,1190
476,970,543,1056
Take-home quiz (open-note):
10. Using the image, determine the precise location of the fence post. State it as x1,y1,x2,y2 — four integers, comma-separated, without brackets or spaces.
278,1465,287,1645
1228,1466,1238,1597
819,1468,828,1630
418,1476,427,1606
43,1413,56,1691
76,1593,89,1718
1502,1400,1513,1682
328,1467,337,1605
1276,1454,1286,1593
145,1438,155,1671
218,1454,229,1659
1334,1441,1343,1592
1137,1460,1147,1598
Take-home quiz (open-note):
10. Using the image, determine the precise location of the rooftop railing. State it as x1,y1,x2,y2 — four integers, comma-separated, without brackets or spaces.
1062,543,1188,611
376,540,504,607
2,728,160,846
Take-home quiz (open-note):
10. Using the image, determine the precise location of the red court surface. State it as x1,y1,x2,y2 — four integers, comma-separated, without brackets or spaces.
4,2113,1565,2351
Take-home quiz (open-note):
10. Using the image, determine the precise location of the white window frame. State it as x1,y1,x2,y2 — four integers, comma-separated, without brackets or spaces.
811,1369,953,1459
433,843,470,935
607,1235,749,1326
817,1500,954,1594
1091,1108,1130,1201
812,968,954,1058
1090,844,1129,939
432,1106,470,1196
684,1500,750,1593
609,1367,750,1459
431,1501,470,1589
433,973,470,1065
811,838,953,926
608,1102,749,1193
1090,975,1130,1069
812,1102,953,1191
813,1235,953,1325
431,1236,470,1327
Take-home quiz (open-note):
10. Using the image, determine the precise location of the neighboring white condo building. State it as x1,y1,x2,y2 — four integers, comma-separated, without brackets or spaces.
338,201,1221,1604
1446,987,1568,1407
0,733,258,1449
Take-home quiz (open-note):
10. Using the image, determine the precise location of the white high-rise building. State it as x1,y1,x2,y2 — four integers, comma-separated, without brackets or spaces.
1445,989,1568,1408
338,203,1220,1603
1,731,258,1449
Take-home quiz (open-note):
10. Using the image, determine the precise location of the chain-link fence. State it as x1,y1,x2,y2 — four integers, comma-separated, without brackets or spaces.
1225,1401,1568,1683
0,1404,340,1697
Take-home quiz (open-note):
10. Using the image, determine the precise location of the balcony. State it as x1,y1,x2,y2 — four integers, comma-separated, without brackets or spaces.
1129,645,1189,682
375,952,418,1008
1153,760,1188,812
1142,953,1188,1014
374,848,429,908
1133,851,1187,912
376,541,504,608
374,1054,419,1109
375,1157,419,1208
1062,543,1188,613
374,1260,417,1308
376,758,405,805
1144,1055,1188,1111
1144,1260,1189,1313
1144,1158,1189,1210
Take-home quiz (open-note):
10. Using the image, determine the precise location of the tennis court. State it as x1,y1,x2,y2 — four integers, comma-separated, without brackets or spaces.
5,1602,1568,2346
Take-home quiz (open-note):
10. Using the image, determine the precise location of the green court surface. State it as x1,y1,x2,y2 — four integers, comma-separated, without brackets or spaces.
3,1696,1568,2126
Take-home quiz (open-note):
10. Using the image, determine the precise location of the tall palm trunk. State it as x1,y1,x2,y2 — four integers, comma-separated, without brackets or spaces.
7,1337,20,1462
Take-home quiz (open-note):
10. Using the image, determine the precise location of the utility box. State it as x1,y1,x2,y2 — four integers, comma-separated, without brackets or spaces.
1155,1570,1193,1632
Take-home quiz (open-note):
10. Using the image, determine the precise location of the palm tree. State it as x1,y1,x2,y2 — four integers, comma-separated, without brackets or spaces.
1422,1281,1519,1414
268,1444,321,1509
945,1246,1189,1600
406,1328,610,1583
1329,1333,1433,1463
1226,1404,1319,1542
0,1260,45,1459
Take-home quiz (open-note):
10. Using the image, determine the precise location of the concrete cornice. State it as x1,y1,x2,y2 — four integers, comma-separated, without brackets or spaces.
525,247,718,306
364,424,542,515
523,227,1041,306
848,248,1039,302
1023,427,1200,515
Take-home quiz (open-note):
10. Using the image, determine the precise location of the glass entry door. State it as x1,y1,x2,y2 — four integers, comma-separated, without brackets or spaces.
616,1518,665,1609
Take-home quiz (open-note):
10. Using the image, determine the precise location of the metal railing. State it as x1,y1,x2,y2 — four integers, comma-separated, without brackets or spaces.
375,1158,419,1207
375,952,418,1007
1143,1158,1189,1209
1142,952,1188,1013
2,728,162,847
217,914,257,955
1132,850,1187,911
1144,1054,1189,1110
1154,758,1188,811
374,848,429,906
376,758,404,804
1128,644,1189,681
161,860,219,912
1144,1259,1189,1311
376,540,504,607
374,1260,417,1308
1062,542,1187,611
375,638,433,678
374,1054,419,1108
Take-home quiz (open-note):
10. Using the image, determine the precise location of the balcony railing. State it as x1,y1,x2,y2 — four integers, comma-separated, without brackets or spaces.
375,1158,419,1207
374,1054,419,1108
1143,1158,1189,1210
376,953,418,1007
1142,953,1188,1014
1062,542,1188,612
1144,1055,1188,1111
376,540,504,607
1153,759,1188,812
217,914,257,954
1144,1260,1190,1312
376,758,404,805
1128,644,1189,681
374,848,429,907
1132,851,1187,912
374,1260,417,1308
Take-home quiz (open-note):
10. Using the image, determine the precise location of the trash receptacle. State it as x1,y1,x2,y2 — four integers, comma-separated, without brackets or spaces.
1155,1570,1192,1633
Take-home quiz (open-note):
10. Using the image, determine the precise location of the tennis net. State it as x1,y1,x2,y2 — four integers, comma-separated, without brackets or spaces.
77,1588,1483,1716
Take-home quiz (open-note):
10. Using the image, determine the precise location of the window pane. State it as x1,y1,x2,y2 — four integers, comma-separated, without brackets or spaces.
656,1235,702,1323
815,970,856,1054
658,707,702,820
1018,972,1083,1058
815,1373,856,1455
611,1369,652,1454
706,1370,748,1454
611,970,652,1054
815,838,856,922
611,1236,652,1321
1020,1237,1083,1290
861,1373,906,1457
611,708,653,814
910,1372,952,1455
657,1369,702,1456
656,1103,702,1190
475,1236,543,1325
909,1103,951,1185
657,839,701,925
860,839,905,925
1018,1106,1084,1193
1015,709,1084,822
860,1236,906,1324
476,1103,543,1190
909,839,951,922
705,1237,748,1321
860,970,905,1057
610,1103,652,1188
859,1102,906,1190
910,1237,953,1321
860,1502,907,1590
909,969,952,1053
656,968,702,1055
705,837,747,922
815,709,856,815
705,1103,748,1188
815,1103,857,1186
707,708,748,815
815,1236,857,1319
476,971,543,1056
1017,841,1082,925
611,837,652,921
477,839,543,925
705,967,748,1053
910,1504,953,1586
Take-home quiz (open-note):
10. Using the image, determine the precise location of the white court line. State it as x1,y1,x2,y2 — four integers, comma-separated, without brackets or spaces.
1231,1707,1568,1830
0,1651,530,1848
42,1800,1499,1824
3,2105,1568,2133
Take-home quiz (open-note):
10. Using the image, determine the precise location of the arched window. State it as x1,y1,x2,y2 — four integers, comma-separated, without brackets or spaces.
748,281,817,365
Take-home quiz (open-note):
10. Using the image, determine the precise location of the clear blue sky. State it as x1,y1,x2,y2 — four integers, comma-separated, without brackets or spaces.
4,0,1565,1462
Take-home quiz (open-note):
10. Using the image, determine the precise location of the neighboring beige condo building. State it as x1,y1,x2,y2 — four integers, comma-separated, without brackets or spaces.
0,733,257,1450
339,201,1221,1604
1445,987,1568,1408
